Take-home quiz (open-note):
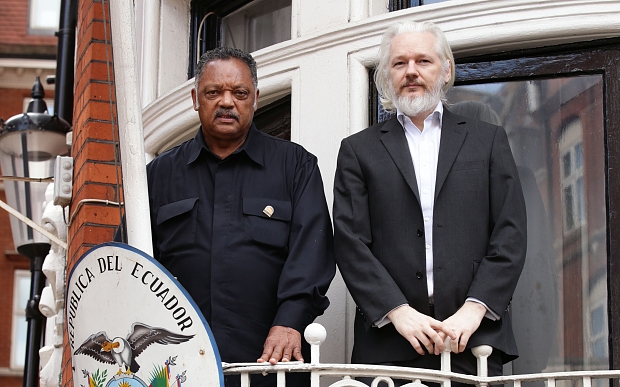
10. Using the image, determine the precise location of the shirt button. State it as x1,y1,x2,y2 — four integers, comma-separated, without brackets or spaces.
416,271,423,279
424,217,430,222
423,190,428,194
417,229,424,237
425,245,431,249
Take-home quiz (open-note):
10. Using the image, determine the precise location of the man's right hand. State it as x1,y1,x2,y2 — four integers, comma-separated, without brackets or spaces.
388,305,456,355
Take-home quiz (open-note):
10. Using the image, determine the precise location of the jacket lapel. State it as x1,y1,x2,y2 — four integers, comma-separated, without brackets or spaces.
380,117,421,204
435,108,467,199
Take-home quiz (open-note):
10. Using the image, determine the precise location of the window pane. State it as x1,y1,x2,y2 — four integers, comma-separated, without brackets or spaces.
13,315,28,368
29,0,61,31
12,271,30,369
448,74,607,374
564,185,575,230
563,152,572,177
254,95,291,140
576,143,584,169
17,275,31,309
222,0,291,53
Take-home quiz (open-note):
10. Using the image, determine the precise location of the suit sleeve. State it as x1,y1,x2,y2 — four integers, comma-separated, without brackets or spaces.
272,156,336,332
333,138,409,328
467,126,527,315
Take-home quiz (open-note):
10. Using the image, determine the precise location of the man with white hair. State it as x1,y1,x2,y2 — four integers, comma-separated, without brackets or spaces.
333,21,527,380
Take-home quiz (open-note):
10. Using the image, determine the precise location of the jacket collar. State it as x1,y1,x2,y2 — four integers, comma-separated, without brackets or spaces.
379,105,468,202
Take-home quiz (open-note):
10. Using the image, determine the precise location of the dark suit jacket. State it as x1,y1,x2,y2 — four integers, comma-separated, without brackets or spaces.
333,108,527,364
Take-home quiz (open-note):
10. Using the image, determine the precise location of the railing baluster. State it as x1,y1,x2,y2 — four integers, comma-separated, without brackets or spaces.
441,338,452,387
471,345,492,387
241,372,250,387
277,370,285,386
305,323,327,387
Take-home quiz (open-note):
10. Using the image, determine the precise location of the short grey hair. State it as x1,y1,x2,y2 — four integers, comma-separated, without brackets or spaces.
374,21,455,112
194,47,258,91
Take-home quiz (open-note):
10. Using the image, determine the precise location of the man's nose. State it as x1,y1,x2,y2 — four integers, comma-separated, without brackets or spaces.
405,60,419,76
219,91,234,107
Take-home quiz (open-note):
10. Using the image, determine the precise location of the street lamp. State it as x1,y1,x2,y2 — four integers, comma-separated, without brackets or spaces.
0,77,71,387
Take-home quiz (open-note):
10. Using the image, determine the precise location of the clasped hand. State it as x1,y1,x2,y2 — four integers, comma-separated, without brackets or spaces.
388,301,486,355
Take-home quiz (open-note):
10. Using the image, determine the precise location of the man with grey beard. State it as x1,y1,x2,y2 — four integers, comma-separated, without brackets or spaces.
333,21,527,384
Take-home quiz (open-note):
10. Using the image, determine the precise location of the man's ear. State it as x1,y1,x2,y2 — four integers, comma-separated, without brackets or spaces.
253,89,260,110
444,60,452,85
191,88,199,110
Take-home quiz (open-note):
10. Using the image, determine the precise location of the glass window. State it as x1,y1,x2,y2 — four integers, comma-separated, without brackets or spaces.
11,270,31,369
29,0,61,35
389,0,450,11
188,0,291,79
222,0,291,53
254,95,291,140
447,74,607,375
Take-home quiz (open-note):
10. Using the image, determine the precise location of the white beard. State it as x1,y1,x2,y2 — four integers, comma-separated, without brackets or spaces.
390,74,445,118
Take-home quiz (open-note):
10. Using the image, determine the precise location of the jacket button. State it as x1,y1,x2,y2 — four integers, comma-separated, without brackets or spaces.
416,271,423,279
417,229,424,237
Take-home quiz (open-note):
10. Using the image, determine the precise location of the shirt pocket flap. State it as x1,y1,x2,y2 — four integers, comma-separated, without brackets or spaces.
243,197,292,221
157,197,199,225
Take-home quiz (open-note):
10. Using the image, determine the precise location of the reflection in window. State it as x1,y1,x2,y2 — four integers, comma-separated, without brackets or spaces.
11,270,30,369
446,74,606,375
222,0,291,53
591,306,607,358
560,120,585,233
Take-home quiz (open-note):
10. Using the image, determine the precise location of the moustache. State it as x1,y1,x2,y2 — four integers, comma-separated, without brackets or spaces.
401,81,426,89
215,109,240,120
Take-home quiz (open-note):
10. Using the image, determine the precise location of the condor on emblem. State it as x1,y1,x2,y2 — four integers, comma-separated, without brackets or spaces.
67,242,223,387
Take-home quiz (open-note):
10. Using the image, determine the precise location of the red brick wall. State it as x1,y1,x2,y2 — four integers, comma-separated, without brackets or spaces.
61,0,122,385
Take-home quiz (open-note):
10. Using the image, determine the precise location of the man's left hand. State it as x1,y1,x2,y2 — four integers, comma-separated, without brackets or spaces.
257,326,303,365
440,301,486,354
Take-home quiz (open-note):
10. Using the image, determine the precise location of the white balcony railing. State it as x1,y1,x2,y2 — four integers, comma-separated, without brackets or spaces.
223,323,620,387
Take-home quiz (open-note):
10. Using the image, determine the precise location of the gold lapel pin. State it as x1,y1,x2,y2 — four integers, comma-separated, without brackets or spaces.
263,205,274,217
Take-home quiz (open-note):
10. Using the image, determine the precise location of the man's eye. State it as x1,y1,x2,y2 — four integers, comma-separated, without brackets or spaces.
235,91,249,99
206,90,219,96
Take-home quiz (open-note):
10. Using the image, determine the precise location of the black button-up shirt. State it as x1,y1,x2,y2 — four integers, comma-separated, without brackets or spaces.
147,124,335,362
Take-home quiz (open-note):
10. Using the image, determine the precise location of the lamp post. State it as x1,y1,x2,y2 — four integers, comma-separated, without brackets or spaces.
0,77,71,387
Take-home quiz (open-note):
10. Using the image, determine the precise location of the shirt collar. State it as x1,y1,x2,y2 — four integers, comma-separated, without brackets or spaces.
187,123,264,166
396,101,444,130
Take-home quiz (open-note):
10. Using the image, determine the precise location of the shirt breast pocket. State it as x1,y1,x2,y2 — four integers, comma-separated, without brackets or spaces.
155,197,198,253
243,197,292,249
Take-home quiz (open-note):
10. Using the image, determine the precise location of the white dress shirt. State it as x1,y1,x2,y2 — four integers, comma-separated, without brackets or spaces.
399,103,442,301
374,102,498,328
